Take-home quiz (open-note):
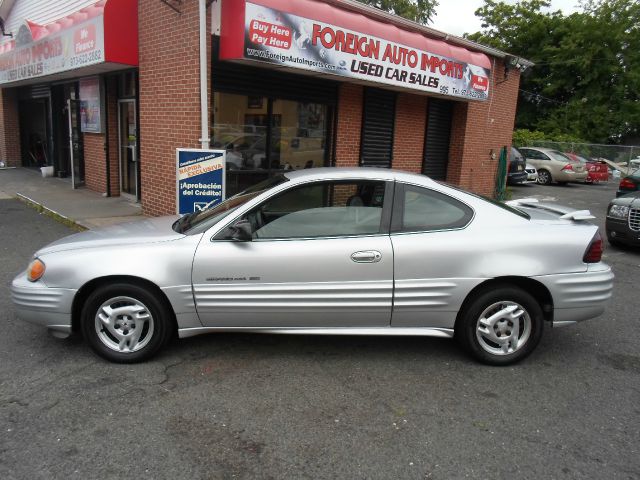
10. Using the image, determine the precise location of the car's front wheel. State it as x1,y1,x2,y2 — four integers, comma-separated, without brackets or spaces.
81,283,173,363
456,286,544,365
537,169,552,185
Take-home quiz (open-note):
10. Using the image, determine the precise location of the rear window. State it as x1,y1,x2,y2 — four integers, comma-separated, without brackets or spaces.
549,150,573,162
511,147,524,162
440,182,530,220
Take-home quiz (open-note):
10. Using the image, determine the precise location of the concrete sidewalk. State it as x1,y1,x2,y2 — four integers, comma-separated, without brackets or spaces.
0,167,143,229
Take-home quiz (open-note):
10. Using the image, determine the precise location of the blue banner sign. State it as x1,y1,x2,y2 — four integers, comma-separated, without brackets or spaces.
176,149,226,214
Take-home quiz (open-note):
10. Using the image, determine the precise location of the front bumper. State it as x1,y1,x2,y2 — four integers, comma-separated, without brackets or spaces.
533,264,614,327
606,217,640,246
10,272,76,338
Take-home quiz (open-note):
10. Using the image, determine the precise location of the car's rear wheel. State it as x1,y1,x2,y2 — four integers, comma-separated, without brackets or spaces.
457,286,544,365
537,169,552,185
81,283,173,363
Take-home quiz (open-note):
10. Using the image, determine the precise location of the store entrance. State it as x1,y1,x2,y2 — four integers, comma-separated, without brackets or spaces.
66,98,85,188
18,97,51,169
118,99,138,197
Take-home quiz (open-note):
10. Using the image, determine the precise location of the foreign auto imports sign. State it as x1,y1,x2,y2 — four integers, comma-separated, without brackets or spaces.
240,2,490,101
0,17,105,85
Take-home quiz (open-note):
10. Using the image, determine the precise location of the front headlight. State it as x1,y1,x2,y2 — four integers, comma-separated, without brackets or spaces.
27,258,46,282
608,204,629,219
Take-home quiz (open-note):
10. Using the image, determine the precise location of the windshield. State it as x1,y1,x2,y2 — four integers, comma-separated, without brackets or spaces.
174,175,289,234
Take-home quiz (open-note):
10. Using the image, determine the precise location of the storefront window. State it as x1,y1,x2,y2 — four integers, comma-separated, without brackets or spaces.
212,92,329,196
271,100,327,170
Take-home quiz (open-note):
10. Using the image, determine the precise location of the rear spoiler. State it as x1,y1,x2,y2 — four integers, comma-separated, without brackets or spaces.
506,198,596,221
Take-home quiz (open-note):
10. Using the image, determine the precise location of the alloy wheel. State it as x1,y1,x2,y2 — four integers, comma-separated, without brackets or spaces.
94,296,155,353
475,301,532,356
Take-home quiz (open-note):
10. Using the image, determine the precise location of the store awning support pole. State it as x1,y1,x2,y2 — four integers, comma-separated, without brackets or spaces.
198,0,210,150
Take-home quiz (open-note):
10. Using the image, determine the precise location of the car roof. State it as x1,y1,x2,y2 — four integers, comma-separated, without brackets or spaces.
283,167,438,186
520,146,556,154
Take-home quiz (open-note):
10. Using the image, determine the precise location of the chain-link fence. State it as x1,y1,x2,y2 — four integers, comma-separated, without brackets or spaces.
514,140,640,170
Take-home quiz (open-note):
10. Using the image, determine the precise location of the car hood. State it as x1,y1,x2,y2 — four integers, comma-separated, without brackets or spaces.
37,215,183,255
611,192,640,207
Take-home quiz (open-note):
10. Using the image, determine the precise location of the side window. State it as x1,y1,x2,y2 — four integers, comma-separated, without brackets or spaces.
243,180,387,239
520,149,544,160
393,184,473,233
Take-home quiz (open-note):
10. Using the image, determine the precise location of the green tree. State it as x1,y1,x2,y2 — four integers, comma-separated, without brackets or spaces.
467,0,640,144
356,0,439,24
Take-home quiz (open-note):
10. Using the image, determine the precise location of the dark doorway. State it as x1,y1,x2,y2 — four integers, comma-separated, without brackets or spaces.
51,83,84,186
422,99,454,180
18,98,50,168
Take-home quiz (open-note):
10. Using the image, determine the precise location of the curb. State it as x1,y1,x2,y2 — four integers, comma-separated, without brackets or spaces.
15,193,88,231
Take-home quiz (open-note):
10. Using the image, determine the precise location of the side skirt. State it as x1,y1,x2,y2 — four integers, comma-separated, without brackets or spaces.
178,326,455,339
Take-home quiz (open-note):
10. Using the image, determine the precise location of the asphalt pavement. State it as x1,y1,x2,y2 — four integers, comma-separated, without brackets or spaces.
1,181,639,479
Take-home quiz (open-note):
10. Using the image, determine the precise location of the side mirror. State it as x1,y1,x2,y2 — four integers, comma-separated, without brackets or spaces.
227,219,253,242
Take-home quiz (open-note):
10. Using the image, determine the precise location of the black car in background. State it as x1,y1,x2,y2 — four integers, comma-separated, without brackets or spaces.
616,171,640,197
507,147,527,185
605,191,640,247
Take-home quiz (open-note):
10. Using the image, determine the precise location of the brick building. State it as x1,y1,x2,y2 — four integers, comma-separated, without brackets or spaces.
0,0,528,216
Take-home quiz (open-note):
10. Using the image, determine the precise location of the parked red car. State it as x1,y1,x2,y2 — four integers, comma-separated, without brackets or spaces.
565,153,609,183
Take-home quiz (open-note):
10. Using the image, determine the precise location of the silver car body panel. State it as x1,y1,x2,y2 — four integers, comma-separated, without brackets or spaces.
534,263,614,326
11,272,75,336
10,168,613,342
192,235,393,327
178,326,454,339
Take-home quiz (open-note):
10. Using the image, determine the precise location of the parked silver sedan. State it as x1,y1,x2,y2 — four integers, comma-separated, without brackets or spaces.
519,147,588,185
11,168,613,365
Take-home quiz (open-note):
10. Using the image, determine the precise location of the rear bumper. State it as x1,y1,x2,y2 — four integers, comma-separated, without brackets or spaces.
533,264,614,326
507,171,528,184
10,272,75,338
556,170,589,183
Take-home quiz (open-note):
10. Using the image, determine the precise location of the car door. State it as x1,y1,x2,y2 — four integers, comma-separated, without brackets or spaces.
192,179,394,328
389,183,476,329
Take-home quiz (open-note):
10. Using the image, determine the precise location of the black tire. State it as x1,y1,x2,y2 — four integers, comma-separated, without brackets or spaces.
81,283,173,363
537,169,552,185
456,286,544,366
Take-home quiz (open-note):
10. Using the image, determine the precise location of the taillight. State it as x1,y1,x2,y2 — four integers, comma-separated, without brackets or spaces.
583,231,604,263
561,164,574,171
619,178,636,189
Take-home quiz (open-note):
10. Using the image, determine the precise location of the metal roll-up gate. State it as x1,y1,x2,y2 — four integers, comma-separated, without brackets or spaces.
422,98,454,180
360,87,396,168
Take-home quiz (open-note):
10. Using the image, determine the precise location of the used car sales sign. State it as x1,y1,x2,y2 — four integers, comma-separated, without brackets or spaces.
241,2,490,101
176,149,226,215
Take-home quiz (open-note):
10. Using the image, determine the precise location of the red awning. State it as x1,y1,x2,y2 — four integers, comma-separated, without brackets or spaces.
0,0,137,86
220,0,493,101
221,0,491,70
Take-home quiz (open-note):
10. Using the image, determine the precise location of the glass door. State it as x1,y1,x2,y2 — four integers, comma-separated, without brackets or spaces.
66,98,85,188
118,99,137,197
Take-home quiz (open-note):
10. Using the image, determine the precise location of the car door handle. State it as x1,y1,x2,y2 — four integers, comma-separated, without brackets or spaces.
351,250,382,263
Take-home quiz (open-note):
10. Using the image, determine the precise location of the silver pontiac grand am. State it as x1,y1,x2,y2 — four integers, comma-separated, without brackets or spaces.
11,168,613,365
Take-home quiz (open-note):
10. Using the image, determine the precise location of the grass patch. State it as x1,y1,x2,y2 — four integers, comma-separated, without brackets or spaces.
17,197,87,232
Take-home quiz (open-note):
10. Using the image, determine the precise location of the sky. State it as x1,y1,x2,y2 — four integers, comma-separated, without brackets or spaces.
431,0,582,37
